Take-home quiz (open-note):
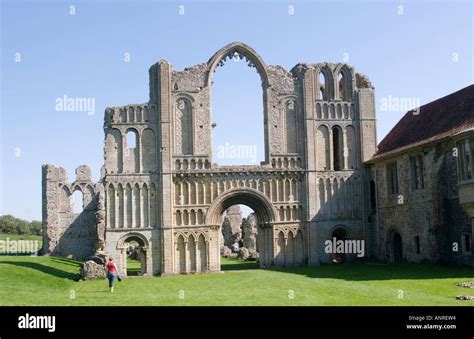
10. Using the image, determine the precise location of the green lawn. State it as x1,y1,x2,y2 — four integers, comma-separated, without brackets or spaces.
220,257,259,271
126,258,141,276
0,256,473,306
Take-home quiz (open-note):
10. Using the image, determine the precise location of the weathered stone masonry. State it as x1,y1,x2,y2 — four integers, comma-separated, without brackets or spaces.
42,42,377,275
42,164,104,259
367,85,474,267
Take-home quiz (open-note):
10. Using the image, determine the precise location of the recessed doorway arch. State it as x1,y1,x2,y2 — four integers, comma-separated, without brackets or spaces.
117,232,150,276
206,187,277,268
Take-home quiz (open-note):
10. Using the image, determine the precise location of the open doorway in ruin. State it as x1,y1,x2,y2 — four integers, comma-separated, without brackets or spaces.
120,235,147,276
220,204,260,270
392,232,404,263
331,227,349,264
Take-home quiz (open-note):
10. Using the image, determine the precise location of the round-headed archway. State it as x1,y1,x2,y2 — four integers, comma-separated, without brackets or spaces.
330,226,349,264
206,188,277,269
219,204,260,271
117,232,149,276
392,232,403,263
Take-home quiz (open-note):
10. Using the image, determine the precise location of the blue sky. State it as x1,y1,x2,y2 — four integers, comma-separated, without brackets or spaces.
1,0,472,221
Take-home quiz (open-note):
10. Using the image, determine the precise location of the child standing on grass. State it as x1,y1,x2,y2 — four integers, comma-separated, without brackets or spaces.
106,257,118,293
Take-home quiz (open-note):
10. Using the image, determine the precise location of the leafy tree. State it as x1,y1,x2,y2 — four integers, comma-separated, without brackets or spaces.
0,215,17,234
0,215,42,235
17,222,31,235
30,221,43,236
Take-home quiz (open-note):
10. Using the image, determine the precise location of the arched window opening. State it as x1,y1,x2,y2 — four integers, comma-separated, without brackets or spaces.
72,190,83,214
319,72,326,100
338,72,346,100
332,126,343,171
285,100,298,153
346,125,357,169
211,53,264,165
317,125,330,170
126,130,137,149
125,129,139,172
175,99,193,155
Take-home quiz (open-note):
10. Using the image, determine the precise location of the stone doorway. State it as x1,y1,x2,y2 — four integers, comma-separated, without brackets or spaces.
393,232,403,263
219,204,259,270
118,233,148,276
331,227,349,264
205,187,277,270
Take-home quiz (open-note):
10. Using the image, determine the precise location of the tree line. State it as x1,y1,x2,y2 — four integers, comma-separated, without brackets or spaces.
0,215,42,236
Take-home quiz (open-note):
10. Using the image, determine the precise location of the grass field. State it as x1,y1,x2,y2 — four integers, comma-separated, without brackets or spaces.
126,258,141,276
0,256,473,306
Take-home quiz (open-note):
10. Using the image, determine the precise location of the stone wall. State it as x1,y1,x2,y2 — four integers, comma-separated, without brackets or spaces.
242,213,258,253
42,164,101,259
371,134,473,266
221,205,242,250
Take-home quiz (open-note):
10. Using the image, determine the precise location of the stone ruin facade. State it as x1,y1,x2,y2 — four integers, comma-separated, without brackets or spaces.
42,164,105,259
42,41,378,275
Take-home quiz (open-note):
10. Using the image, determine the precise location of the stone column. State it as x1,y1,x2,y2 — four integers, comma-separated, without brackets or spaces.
137,130,143,173
137,186,142,228
329,129,334,171
123,187,128,228
202,180,206,204
301,68,319,266
121,134,127,173
268,179,273,201
155,60,175,274
114,186,118,229
342,128,348,170
178,182,183,205
131,189,136,228
276,180,280,202
206,240,211,272
210,181,214,201
146,187,150,227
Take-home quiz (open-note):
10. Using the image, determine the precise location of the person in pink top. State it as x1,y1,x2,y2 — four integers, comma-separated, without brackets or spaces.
106,257,118,292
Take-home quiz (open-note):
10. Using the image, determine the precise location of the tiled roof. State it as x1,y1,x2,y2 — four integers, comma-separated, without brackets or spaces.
370,84,474,161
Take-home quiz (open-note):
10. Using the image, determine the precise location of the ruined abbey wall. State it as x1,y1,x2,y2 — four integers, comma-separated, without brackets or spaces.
42,164,104,259
42,42,377,275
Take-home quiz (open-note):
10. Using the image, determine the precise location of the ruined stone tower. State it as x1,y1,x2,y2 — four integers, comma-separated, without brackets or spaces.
43,42,377,275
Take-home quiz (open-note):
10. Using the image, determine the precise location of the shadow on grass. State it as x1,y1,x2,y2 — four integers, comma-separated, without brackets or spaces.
270,262,474,281
0,261,80,281
50,257,83,267
127,268,141,276
127,258,141,276
221,258,259,271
